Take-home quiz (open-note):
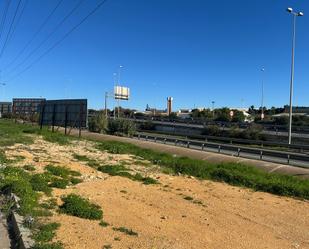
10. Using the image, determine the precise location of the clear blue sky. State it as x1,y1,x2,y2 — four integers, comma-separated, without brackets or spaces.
0,0,308,111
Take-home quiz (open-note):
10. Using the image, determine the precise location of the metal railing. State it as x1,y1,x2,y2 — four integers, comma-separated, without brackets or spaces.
133,133,309,168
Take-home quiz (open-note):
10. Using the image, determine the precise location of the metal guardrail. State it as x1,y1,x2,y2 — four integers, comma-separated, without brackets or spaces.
136,130,309,153
133,133,309,168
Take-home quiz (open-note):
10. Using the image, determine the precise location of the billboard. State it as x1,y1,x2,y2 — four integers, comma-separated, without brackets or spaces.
114,86,130,100
39,99,87,128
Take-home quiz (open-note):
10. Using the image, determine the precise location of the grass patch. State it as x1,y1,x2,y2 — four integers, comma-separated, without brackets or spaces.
97,165,158,185
99,220,109,227
0,119,34,146
30,174,52,195
32,222,60,243
73,153,101,168
0,167,39,216
40,198,57,210
96,140,309,199
112,226,138,236
59,194,103,220
70,177,83,185
45,165,80,178
49,178,69,189
31,242,64,249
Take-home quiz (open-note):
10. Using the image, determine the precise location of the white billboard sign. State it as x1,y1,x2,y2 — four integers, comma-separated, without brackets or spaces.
114,86,130,100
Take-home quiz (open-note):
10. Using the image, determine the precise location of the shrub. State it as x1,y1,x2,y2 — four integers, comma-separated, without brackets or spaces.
45,165,80,178
70,177,83,185
99,220,109,227
113,227,138,236
59,194,103,220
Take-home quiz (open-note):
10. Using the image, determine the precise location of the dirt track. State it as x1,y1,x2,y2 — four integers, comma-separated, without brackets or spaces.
6,137,309,249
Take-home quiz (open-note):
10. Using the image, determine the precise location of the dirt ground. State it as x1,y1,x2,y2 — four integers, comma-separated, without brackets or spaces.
5,137,309,249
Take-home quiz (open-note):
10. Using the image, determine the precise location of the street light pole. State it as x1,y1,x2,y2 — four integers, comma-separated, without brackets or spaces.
286,7,304,144
261,68,265,120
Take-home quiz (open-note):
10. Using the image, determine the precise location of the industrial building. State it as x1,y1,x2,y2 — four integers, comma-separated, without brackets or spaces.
0,102,12,113
13,98,46,115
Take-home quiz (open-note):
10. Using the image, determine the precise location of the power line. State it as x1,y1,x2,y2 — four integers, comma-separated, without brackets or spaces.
5,0,85,77
6,0,28,46
3,0,63,70
7,0,109,82
0,0,12,45
0,0,22,59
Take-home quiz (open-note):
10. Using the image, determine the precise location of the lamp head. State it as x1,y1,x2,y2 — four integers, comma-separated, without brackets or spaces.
287,7,293,13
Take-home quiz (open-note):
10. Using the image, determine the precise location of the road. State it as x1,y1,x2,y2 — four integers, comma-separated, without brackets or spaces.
131,118,309,139
65,129,309,179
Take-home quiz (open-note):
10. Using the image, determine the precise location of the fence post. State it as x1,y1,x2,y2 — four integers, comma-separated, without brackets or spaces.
138,134,140,140
260,151,263,160
40,103,46,130
202,143,204,150
52,104,56,132
154,137,157,143
287,154,290,164
175,139,178,146
237,148,240,157
64,104,68,135
187,141,190,148
145,135,148,141
164,138,167,144
218,145,221,153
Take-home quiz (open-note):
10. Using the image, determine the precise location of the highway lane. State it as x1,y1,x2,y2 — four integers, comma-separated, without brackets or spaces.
130,118,309,139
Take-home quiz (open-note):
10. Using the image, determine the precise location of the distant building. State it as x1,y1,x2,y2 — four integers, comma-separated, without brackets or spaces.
177,109,192,119
13,98,46,115
284,106,309,114
0,102,12,114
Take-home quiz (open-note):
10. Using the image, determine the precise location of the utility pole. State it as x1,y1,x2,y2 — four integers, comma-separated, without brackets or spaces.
104,92,108,117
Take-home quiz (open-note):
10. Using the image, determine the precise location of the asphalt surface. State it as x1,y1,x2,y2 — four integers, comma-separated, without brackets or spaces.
67,129,309,179
0,212,10,249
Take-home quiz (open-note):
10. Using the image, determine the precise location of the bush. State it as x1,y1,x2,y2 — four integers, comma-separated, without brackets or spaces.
107,119,136,136
88,112,108,133
59,194,103,220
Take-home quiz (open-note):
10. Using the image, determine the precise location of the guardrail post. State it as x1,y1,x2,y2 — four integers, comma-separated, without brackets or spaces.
287,154,290,164
164,138,167,144
146,135,148,141
187,141,190,148
175,140,178,146
202,143,204,150
237,148,240,157
260,151,263,160
138,134,140,140
218,145,221,153
154,137,157,143
230,140,233,144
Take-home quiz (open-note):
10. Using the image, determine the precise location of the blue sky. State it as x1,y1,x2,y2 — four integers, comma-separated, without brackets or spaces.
0,0,308,111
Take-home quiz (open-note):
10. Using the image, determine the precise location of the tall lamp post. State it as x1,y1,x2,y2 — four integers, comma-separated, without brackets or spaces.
286,7,304,144
260,68,265,120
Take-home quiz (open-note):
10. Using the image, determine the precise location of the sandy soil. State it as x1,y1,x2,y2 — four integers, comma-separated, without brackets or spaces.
5,137,309,249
